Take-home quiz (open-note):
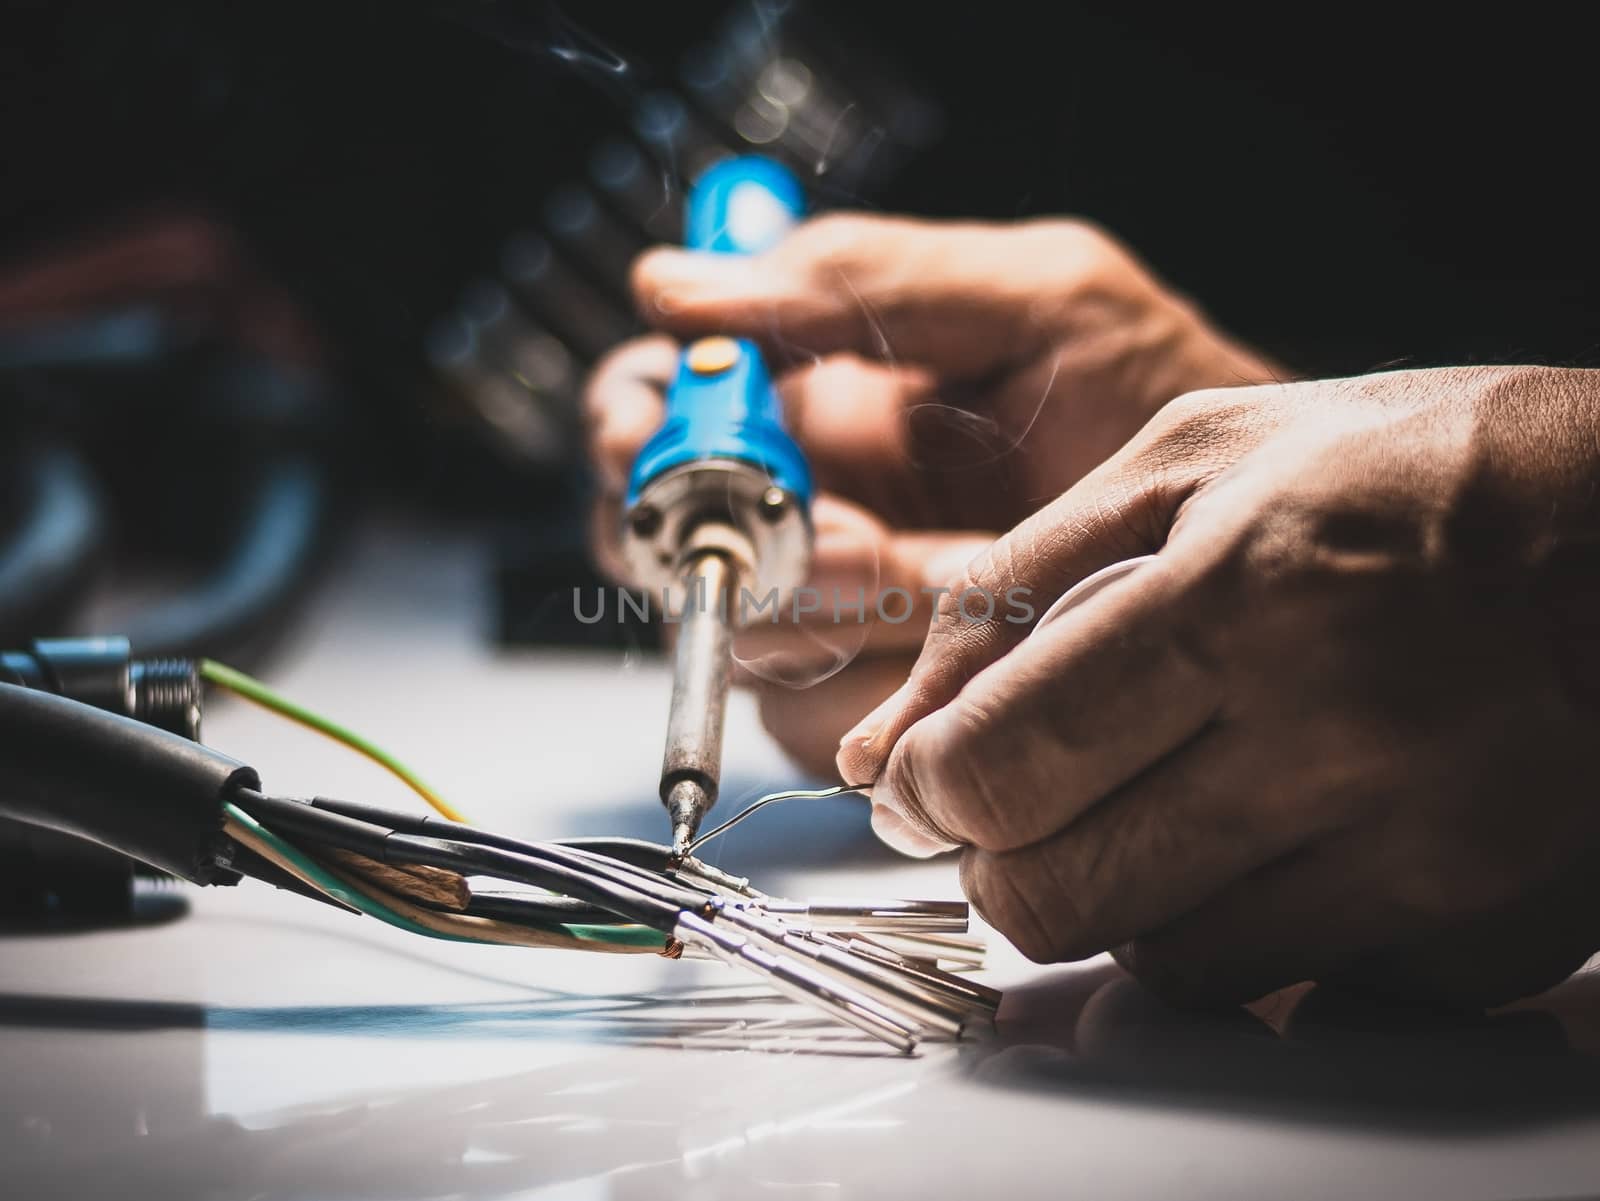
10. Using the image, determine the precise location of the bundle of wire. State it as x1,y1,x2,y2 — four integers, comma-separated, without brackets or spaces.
0,667,1000,1054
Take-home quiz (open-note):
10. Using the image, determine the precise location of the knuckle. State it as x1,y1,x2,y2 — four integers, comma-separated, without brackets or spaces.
1025,216,1123,265
1076,475,1171,560
786,213,880,273
928,545,1011,638
1146,387,1255,452
919,579,994,666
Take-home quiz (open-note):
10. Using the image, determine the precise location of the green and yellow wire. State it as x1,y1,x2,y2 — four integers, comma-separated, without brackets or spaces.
200,659,470,823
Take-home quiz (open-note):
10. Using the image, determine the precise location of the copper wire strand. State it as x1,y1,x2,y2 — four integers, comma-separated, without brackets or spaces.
321,847,472,911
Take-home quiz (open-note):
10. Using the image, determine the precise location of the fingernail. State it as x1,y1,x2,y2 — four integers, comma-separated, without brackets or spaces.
870,804,955,859
649,286,690,316
839,683,908,752
835,683,909,784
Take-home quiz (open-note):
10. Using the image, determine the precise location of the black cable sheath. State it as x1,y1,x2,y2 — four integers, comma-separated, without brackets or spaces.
0,683,254,883
307,794,450,835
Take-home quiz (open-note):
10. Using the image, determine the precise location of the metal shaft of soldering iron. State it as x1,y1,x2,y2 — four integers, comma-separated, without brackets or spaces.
663,550,737,856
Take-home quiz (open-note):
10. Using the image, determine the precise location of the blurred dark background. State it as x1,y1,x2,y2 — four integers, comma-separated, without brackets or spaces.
2,0,1597,660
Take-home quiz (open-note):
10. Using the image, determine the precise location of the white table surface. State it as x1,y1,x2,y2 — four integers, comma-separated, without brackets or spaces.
4,521,1600,1201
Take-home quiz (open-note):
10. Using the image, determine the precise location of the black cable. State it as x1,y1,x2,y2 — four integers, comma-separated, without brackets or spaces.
231,790,389,857
305,794,467,837
462,891,617,927
0,683,253,884
313,799,679,875
553,836,675,873
0,445,104,642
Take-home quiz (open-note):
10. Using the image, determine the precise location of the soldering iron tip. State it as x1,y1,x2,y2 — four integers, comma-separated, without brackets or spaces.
665,779,711,859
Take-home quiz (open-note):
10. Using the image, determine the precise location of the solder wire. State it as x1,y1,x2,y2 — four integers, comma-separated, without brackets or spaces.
685,784,868,855
201,660,470,823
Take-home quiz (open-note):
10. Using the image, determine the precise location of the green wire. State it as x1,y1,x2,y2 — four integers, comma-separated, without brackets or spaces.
200,660,470,823
223,802,664,950
562,924,670,948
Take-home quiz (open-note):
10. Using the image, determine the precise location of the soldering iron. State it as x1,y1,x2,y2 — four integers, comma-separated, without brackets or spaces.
621,157,815,857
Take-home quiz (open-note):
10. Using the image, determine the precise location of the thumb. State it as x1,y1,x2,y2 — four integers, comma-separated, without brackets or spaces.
835,434,1193,790
630,214,1094,374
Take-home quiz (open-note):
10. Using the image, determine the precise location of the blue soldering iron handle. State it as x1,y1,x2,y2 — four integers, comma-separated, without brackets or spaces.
624,157,814,514
683,155,807,255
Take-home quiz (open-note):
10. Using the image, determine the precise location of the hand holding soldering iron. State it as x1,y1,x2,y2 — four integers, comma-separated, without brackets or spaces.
587,214,1274,775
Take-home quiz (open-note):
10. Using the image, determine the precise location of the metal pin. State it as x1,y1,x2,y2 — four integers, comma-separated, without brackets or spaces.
848,931,988,972
712,905,970,1039
673,911,920,1055
863,930,989,956
816,931,1002,1016
674,856,760,897
756,898,969,934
